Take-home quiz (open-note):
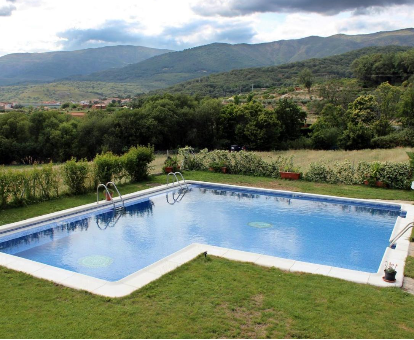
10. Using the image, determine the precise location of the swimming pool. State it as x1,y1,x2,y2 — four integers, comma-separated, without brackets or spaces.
0,181,412,297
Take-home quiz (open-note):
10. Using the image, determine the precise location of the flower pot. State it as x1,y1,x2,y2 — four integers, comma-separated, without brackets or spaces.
376,181,386,188
221,167,227,174
105,191,113,201
363,180,369,185
383,270,397,283
280,171,300,180
208,167,214,172
164,166,173,174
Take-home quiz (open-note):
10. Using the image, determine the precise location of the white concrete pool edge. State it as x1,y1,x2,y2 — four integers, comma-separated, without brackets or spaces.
0,180,412,297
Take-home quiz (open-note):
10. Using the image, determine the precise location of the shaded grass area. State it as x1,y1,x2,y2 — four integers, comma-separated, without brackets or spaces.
1,255,414,338
183,171,414,202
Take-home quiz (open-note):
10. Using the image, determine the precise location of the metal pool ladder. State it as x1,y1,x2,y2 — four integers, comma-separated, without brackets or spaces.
166,171,189,189
96,182,125,213
389,221,414,248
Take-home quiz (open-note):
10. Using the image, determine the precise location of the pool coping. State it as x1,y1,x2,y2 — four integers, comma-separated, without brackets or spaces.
0,180,412,297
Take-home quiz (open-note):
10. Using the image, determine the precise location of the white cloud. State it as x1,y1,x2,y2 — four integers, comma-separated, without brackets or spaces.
0,0,413,56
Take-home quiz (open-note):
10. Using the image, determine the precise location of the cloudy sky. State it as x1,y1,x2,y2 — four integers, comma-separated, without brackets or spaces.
0,0,413,56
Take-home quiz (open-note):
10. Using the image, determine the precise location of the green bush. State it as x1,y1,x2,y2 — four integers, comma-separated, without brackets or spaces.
180,148,291,178
371,129,414,148
305,160,412,189
94,152,122,184
0,163,60,207
121,145,154,181
62,158,90,195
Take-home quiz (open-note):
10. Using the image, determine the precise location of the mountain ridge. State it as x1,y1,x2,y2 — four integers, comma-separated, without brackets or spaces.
71,28,414,88
0,45,173,86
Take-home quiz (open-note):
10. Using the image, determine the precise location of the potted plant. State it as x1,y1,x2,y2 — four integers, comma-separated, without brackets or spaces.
383,261,398,283
364,163,387,188
280,160,302,181
209,161,227,173
163,156,180,174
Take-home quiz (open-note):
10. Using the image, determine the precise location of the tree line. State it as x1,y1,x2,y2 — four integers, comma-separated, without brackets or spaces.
0,94,306,164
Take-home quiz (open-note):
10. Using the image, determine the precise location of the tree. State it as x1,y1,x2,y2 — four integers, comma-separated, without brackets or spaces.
234,102,281,150
374,82,401,120
298,68,313,93
310,104,345,149
399,85,414,128
274,99,307,142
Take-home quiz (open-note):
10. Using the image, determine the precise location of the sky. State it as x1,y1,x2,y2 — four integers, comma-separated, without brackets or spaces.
0,0,414,56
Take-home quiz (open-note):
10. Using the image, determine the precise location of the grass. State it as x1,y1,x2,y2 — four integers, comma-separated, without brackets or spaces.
1,171,414,338
1,255,414,338
405,257,414,279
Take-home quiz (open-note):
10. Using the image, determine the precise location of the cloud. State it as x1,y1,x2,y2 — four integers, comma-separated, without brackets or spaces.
191,0,414,16
57,18,256,51
0,0,16,16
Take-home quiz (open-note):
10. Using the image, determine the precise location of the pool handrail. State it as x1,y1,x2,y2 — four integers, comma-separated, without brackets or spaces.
96,183,116,210
389,221,414,248
106,181,125,210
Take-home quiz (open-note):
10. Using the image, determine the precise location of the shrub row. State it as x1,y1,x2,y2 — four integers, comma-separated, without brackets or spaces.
179,148,295,177
0,145,154,208
305,161,412,189
180,148,413,190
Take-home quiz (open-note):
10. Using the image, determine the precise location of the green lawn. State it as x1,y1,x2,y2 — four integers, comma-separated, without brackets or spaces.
0,172,414,338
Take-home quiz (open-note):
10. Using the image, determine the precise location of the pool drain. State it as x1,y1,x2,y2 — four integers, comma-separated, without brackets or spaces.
79,255,113,268
248,222,273,229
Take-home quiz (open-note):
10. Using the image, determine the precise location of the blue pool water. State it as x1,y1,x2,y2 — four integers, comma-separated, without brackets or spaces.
0,184,403,281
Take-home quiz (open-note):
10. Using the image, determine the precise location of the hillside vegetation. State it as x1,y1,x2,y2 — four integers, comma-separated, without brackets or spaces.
0,45,172,86
0,81,148,102
157,46,413,97
75,29,414,89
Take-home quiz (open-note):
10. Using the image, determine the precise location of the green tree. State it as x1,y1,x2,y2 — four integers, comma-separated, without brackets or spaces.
298,68,313,93
234,102,281,150
399,85,414,128
374,82,401,119
274,99,307,142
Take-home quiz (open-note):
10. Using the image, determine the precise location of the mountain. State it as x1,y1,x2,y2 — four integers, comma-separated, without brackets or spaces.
0,45,172,86
154,46,413,97
74,28,414,89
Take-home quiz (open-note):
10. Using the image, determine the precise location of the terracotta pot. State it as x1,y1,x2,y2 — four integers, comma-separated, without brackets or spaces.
208,167,214,172
105,191,113,201
280,171,300,180
376,181,386,188
165,166,173,173
221,167,227,173
363,180,369,185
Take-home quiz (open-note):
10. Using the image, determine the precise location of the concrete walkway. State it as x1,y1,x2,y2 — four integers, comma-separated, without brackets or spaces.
403,242,414,294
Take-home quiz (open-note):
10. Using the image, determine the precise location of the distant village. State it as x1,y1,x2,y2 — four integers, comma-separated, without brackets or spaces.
0,97,132,115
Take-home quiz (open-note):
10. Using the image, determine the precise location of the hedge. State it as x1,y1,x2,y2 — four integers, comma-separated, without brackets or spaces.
0,145,154,208
181,147,413,190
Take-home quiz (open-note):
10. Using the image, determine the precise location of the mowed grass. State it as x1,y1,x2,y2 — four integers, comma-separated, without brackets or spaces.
1,255,414,338
1,172,414,338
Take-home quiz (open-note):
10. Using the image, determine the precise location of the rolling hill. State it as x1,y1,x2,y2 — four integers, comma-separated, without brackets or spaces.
153,46,413,97
0,45,172,86
74,28,414,89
